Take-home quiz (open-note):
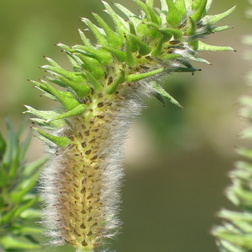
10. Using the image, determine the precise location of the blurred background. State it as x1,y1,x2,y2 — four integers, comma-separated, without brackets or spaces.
0,0,250,251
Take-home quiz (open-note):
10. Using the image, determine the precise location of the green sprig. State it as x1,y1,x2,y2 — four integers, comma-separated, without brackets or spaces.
0,120,46,251
212,3,252,250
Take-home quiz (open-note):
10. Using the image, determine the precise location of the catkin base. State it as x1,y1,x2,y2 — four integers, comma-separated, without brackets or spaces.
40,82,149,249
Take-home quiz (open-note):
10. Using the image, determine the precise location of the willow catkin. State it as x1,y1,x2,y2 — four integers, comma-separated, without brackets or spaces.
25,0,234,251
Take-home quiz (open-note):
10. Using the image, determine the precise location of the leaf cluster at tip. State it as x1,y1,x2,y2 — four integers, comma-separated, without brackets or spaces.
25,0,235,147
0,120,46,251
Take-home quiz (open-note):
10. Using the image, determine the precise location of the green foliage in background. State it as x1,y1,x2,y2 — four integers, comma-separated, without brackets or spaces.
212,2,252,251
212,90,252,252
0,120,46,251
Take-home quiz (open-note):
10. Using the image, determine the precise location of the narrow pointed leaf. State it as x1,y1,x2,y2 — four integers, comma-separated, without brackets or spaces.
125,36,135,67
211,25,233,33
191,0,207,22
102,1,128,37
203,6,236,26
196,41,233,52
149,81,182,107
34,128,71,147
78,28,92,47
128,34,152,55
92,12,122,49
46,104,87,123
20,209,42,219
175,0,186,17
81,17,107,45
84,70,103,91
166,0,182,27
102,46,126,62
187,17,197,36
127,68,164,82
0,236,40,249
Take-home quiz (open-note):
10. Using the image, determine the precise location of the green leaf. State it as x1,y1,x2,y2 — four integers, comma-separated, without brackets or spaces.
218,209,252,224
195,41,234,52
73,45,113,65
241,128,252,140
34,128,71,148
127,68,164,82
237,147,252,160
20,208,42,219
211,25,233,33
160,0,168,11
13,198,37,219
0,236,40,249
0,165,7,187
192,0,201,10
146,0,154,8
215,232,252,249
31,80,80,110
0,131,6,159
206,0,213,11
81,17,108,46
45,104,87,123
243,35,252,46
149,81,182,107
54,75,91,98
12,224,44,235
159,27,182,40
175,0,186,17
4,120,19,180
10,172,39,204
22,157,47,177
114,3,141,28
2,119,16,171
92,12,122,49
84,70,103,91
102,46,126,62
78,28,92,47
187,17,196,36
125,36,135,67
8,145,20,180
106,71,125,94
24,105,66,128
102,1,128,37
203,6,236,26
151,37,164,57
191,0,207,22
1,205,19,224
19,129,33,163
127,34,152,56
133,0,160,25
166,0,182,27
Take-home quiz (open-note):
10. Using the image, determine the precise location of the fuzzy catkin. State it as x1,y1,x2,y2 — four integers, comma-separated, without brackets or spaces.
40,82,148,249
25,0,235,250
